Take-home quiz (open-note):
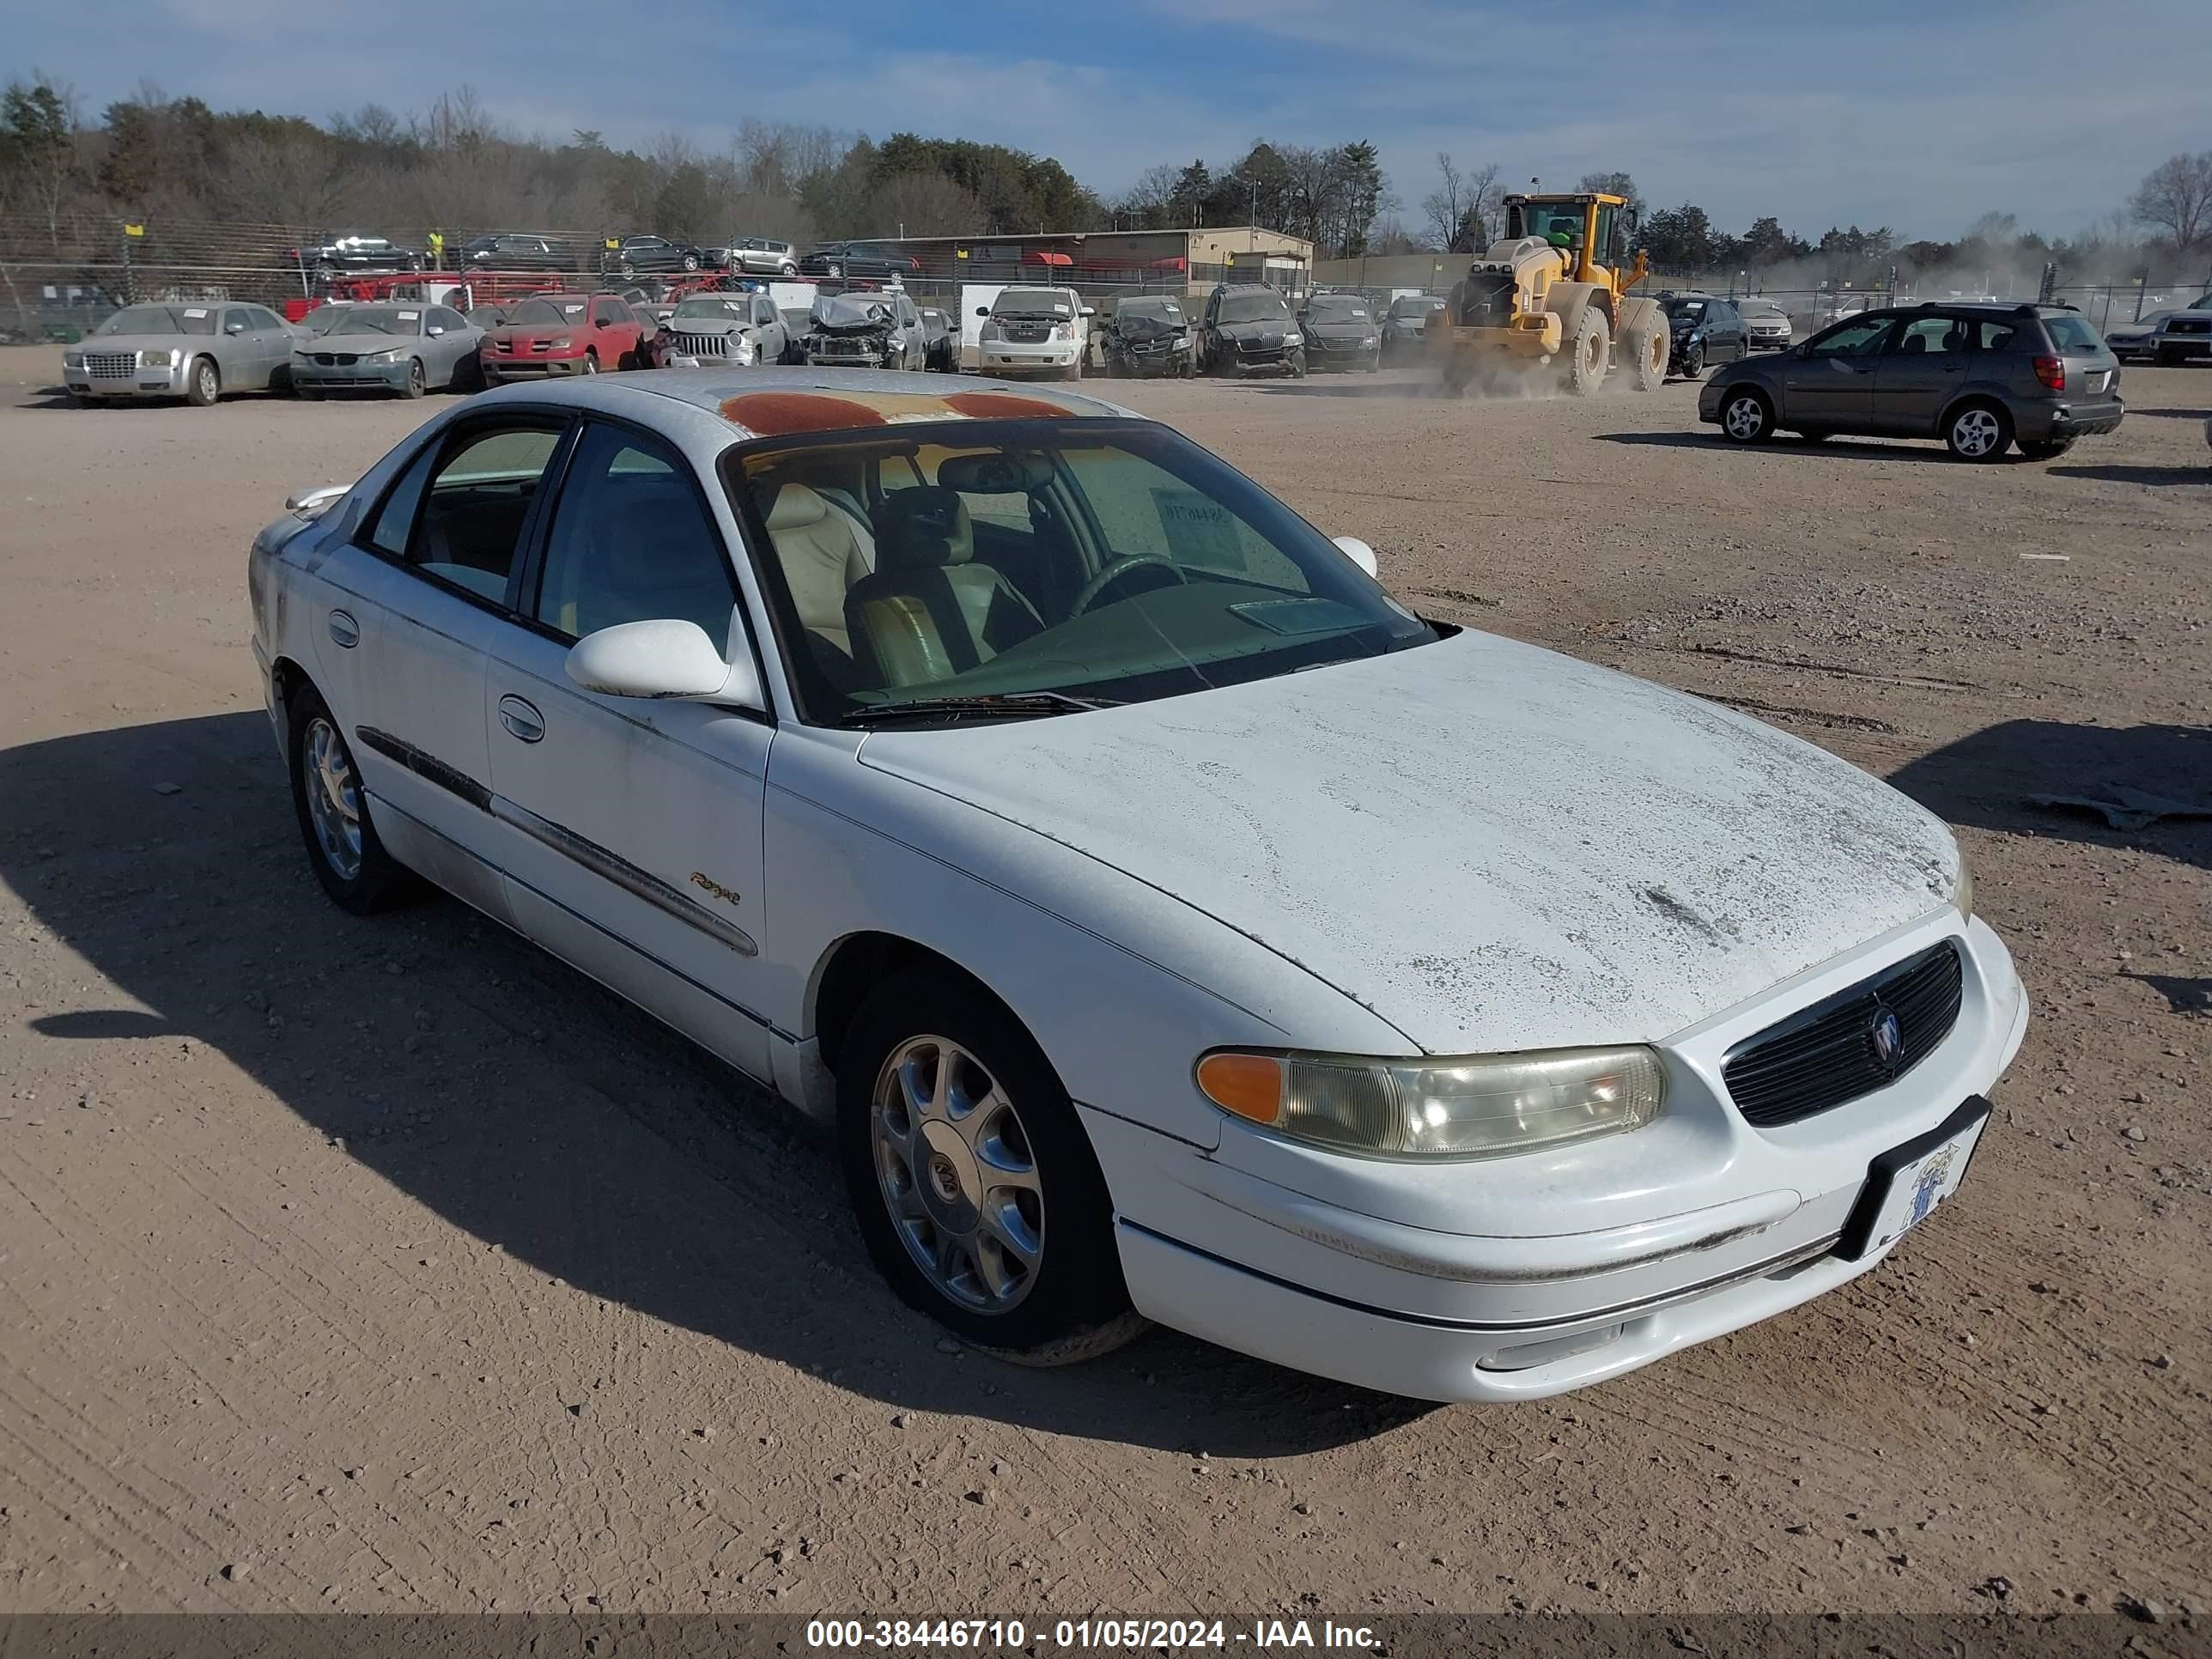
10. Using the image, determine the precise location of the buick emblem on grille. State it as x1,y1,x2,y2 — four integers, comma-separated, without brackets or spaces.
1869,1005,1904,1068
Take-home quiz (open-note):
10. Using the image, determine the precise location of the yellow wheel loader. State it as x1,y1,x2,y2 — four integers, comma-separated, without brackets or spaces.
1427,191,1668,396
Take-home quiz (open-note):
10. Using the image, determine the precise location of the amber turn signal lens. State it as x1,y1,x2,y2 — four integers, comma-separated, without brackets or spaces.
1195,1052,1285,1125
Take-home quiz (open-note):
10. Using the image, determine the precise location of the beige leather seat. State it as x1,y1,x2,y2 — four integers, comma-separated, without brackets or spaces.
845,488,1043,687
764,482,874,673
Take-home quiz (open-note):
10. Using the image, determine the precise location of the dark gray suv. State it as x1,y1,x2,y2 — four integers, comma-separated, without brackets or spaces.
1698,302,2124,461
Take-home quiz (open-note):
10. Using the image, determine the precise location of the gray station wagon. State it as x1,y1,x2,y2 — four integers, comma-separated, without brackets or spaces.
1699,302,2124,461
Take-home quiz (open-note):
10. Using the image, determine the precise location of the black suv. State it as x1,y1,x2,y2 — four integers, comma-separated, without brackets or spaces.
288,233,423,283
1200,283,1304,377
605,235,706,276
1700,302,2124,460
799,242,923,281
461,233,570,271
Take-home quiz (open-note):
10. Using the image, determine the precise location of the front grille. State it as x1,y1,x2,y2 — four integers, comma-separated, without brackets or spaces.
1723,941,1964,1127
2166,319,2210,335
670,331,730,356
1003,324,1052,343
313,352,361,366
1453,270,1516,326
85,351,137,379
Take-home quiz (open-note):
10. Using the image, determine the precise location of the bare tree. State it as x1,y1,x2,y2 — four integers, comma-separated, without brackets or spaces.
214,131,343,227
2130,151,2212,254
1420,152,1465,250
1421,154,1502,252
866,169,985,238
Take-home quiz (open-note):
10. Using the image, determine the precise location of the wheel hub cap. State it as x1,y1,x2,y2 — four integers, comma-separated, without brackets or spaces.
871,1036,1044,1313
304,717,363,880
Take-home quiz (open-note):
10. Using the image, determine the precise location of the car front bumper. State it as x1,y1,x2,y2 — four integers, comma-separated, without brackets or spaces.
1747,329,1792,349
290,357,415,392
1095,911,2027,1402
482,354,592,379
981,342,1083,374
1308,338,1379,369
64,362,188,398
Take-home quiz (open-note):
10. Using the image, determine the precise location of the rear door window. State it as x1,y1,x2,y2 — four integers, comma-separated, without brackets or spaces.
407,426,567,604
1968,319,2019,352
1888,316,1966,356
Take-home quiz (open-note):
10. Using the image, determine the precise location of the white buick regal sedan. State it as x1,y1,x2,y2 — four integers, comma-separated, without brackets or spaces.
248,369,2027,1401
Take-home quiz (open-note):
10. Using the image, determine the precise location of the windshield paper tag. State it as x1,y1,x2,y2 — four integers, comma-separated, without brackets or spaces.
1152,489,1245,572
184,307,208,317
398,310,419,319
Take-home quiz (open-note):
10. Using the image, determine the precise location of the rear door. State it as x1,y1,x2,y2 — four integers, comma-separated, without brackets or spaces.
2039,310,2122,393
1784,313,1894,425
325,413,574,915
1872,313,1972,432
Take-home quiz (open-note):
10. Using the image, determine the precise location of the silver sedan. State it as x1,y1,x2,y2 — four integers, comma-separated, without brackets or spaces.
63,302,300,406
291,302,485,398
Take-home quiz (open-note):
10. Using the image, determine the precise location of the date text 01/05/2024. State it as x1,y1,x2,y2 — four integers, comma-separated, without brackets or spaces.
805,1619,1378,1650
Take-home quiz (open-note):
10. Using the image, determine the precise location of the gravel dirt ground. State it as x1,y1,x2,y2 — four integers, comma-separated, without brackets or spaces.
0,345,2206,1621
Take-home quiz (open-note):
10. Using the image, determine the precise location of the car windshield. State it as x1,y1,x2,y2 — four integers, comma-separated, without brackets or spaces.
1216,292,1291,324
728,419,1436,724
1663,299,1707,320
674,297,750,319
325,307,421,336
1305,297,1370,321
993,289,1073,318
95,305,217,337
1516,202,1585,243
1742,300,1784,317
1119,300,1182,321
508,299,586,325
1389,296,1442,319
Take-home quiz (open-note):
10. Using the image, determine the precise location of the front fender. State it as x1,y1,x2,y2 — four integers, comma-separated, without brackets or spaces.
758,726,1413,1150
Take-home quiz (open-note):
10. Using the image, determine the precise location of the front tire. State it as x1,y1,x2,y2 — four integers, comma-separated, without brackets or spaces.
286,685,419,915
1677,343,1705,381
1564,307,1610,395
1718,386,1774,443
400,358,426,399
1945,399,2012,462
681,254,700,271
837,972,1141,1362
1620,299,1667,391
582,349,599,375
185,356,221,406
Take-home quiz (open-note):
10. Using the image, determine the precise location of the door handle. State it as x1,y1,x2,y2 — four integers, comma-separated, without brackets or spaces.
498,695,544,744
327,609,359,648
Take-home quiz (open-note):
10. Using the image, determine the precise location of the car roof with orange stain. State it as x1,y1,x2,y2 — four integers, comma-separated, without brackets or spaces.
620,368,1132,438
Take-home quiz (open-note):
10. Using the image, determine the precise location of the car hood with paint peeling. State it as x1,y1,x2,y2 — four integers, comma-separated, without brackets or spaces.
855,629,1961,1055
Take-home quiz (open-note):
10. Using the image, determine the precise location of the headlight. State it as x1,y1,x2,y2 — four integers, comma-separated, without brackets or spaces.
980,321,1003,342
1952,845,1975,920
1283,331,1303,346
63,349,83,368
733,335,757,364
550,337,573,349
1195,1045,1664,1160
140,349,177,368
1364,335,1378,346
369,347,405,362
1054,321,1076,340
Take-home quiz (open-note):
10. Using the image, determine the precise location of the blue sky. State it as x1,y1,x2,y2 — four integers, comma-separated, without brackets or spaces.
18,0,2211,241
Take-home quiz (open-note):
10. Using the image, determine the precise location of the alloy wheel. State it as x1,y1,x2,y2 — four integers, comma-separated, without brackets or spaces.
870,1035,1044,1314
1723,394,1767,441
1951,408,2001,458
302,716,363,881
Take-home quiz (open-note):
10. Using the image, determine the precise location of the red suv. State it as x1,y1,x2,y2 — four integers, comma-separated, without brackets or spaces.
480,293,647,382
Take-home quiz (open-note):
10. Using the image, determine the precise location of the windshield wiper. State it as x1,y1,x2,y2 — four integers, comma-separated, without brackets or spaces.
840,691,1121,726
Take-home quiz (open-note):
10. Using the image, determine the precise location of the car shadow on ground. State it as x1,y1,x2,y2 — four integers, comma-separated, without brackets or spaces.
2049,464,2209,487
2130,406,2211,422
1886,718,2212,876
1594,431,1956,463
0,713,1431,1454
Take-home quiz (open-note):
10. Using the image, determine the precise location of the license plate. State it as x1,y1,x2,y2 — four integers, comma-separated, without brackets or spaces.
2085,370,2109,393
1835,1097,1990,1260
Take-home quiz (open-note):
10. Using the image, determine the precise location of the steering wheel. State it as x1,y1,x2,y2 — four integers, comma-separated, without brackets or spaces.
1070,555,1190,617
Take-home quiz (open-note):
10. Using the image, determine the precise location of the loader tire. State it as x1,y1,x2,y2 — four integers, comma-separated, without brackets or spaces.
1620,299,1667,392
1565,307,1609,396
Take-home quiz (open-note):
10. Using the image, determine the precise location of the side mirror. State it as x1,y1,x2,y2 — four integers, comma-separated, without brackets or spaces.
1079,306,1096,317
975,306,990,317
566,618,763,709
225,321,246,334
1330,535,1379,579
285,483,352,520
427,325,445,336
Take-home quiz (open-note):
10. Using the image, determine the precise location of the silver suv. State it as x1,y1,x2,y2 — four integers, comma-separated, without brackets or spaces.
1699,302,2123,461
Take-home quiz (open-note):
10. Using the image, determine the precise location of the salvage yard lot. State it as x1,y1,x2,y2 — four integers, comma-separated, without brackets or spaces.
0,345,2205,1616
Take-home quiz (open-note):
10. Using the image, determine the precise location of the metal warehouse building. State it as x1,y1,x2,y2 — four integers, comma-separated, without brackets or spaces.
872,227,1314,298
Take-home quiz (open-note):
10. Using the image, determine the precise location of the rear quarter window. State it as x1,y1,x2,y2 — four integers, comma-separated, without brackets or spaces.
2042,314,2104,353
